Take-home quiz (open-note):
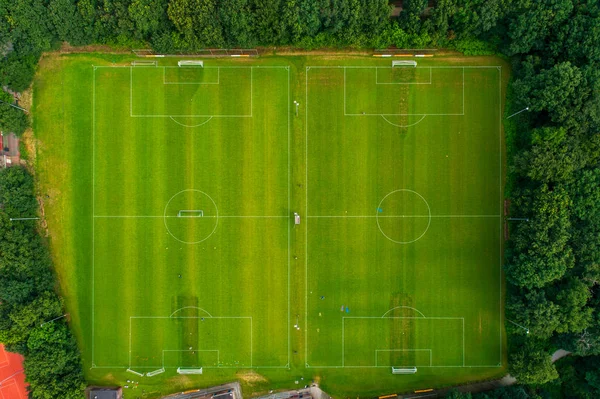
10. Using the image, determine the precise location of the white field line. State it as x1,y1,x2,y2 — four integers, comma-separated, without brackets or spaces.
129,317,132,367
91,365,289,369
287,66,291,366
307,66,502,69
381,115,427,128
169,116,213,128
93,215,289,218
382,306,426,318
343,67,346,117
95,66,290,369
342,318,345,367
305,67,309,366
343,66,467,116
463,67,465,115
132,114,252,118
129,66,133,116
304,66,503,369
375,67,432,85
347,113,464,116
375,349,432,367
307,215,500,218
97,66,288,69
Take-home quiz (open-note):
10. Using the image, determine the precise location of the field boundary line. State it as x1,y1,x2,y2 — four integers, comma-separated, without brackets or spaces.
463,67,465,115
305,67,309,366
307,215,500,218
97,65,287,69
287,66,291,368
375,349,432,367
92,66,96,366
306,364,502,369
375,67,432,85
92,365,288,369
307,66,501,69
93,215,289,218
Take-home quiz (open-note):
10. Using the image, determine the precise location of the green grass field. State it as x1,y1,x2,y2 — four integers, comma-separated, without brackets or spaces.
33,53,508,397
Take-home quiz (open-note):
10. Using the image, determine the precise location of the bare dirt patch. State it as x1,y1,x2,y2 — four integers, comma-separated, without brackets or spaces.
236,370,268,385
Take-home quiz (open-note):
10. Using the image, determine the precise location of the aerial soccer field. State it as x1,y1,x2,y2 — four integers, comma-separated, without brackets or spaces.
34,54,507,397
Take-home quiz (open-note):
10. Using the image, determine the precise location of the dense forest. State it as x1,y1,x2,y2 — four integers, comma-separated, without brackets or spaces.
1,0,599,397
0,167,86,398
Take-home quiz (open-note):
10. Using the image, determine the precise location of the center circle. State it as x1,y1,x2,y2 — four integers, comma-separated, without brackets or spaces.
163,189,219,244
376,189,431,244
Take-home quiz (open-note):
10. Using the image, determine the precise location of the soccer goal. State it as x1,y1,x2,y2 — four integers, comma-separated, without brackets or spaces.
178,60,204,67
126,368,145,377
131,60,157,66
178,210,204,217
177,367,203,374
146,368,165,377
392,366,417,374
392,60,417,67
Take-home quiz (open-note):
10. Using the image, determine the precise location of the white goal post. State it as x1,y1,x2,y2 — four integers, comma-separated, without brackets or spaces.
177,367,203,374
392,60,417,67
178,60,204,67
178,210,204,217
392,366,417,374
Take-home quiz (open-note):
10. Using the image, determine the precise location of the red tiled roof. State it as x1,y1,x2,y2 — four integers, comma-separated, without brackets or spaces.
0,344,28,399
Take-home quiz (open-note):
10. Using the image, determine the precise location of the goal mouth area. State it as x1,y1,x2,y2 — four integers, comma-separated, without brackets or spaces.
177,210,204,218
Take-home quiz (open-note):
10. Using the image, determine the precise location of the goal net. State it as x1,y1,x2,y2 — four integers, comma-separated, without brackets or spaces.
178,60,204,67
177,367,203,374
392,61,417,67
392,366,417,374
178,210,204,217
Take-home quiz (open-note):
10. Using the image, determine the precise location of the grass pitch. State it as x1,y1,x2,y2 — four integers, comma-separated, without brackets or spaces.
34,54,508,397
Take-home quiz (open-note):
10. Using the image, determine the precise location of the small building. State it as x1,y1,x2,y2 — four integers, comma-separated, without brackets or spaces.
87,387,123,399
294,212,300,225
